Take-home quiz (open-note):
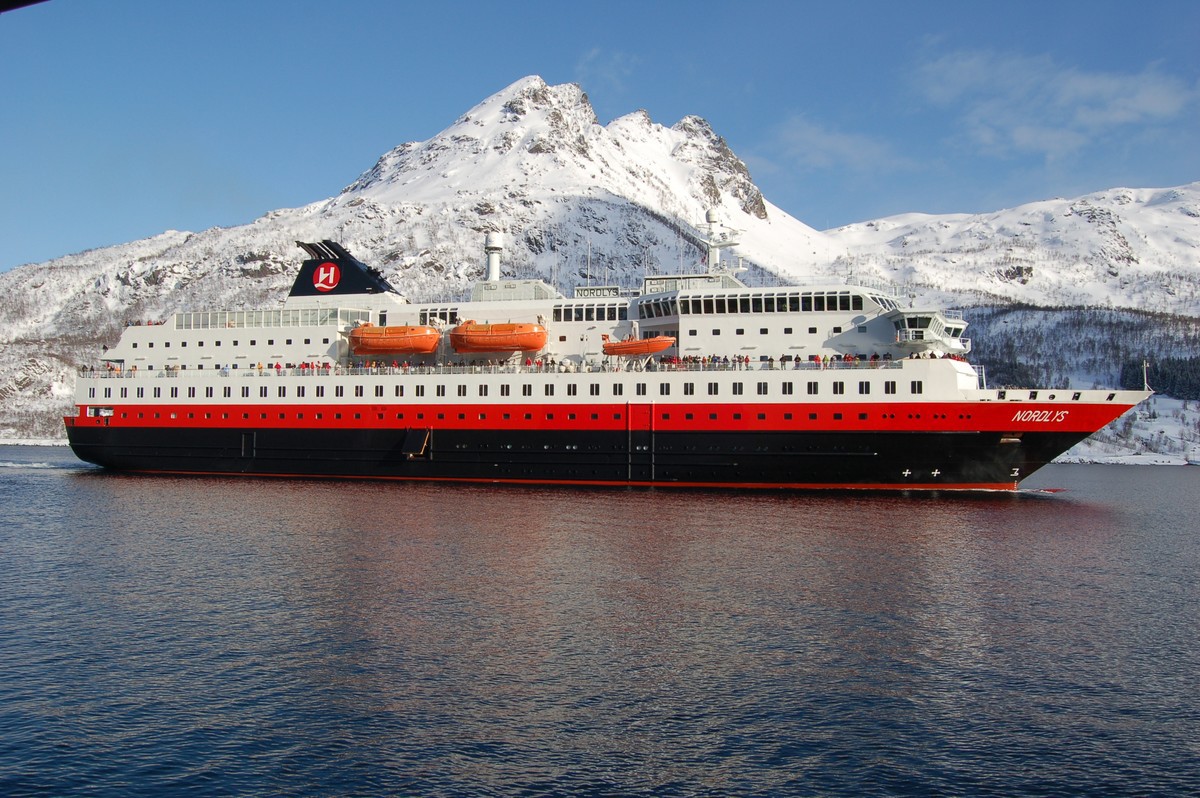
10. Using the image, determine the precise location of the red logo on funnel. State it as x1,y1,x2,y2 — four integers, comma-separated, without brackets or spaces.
313,262,341,292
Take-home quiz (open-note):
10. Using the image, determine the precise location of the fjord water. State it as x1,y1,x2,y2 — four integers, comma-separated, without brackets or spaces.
2,446,1197,797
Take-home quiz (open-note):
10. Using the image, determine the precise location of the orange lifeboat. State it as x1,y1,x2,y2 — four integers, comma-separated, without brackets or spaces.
602,334,676,356
449,320,548,353
349,324,441,356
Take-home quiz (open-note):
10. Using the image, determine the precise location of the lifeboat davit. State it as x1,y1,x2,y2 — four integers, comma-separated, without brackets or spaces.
449,320,548,353
349,324,441,356
602,334,676,357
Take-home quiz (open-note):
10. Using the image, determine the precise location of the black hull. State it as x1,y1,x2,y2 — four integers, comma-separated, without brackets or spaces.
65,425,1092,490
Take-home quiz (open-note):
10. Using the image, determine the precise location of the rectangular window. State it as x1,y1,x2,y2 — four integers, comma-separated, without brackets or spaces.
317,385,325,398
500,385,510,397
567,384,577,396
911,381,924,395
708,382,718,396
636,384,647,396
479,385,488,397
335,386,344,398
782,382,793,395
757,382,768,395
660,383,670,396
394,385,403,397
884,381,896,395
415,385,424,397
832,382,845,395
354,385,364,398
279,386,287,398
613,384,624,396
522,385,532,397
375,385,384,397
297,386,305,398
436,385,446,397
732,383,743,396
858,381,870,395
684,383,695,396
590,384,600,396
545,385,555,396
807,381,818,395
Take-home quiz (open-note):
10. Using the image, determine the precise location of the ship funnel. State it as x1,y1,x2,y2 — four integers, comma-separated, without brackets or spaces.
485,232,503,282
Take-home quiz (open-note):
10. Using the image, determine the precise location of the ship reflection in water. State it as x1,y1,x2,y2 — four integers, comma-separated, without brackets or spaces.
2,447,1198,796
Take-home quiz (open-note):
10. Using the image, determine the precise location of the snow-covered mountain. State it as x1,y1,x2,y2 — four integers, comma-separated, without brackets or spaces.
1,75,1198,452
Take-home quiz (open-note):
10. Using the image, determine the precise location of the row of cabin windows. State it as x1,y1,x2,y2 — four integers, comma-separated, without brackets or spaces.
116,408,957,425
551,304,628,322
643,292,868,319
685,326,870,337
131,337,330,349
95,380,925,400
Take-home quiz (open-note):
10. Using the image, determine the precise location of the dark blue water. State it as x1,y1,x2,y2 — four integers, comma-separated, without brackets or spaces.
2,445,1198,797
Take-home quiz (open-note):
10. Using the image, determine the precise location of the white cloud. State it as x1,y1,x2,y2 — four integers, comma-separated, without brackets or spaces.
770,114,913,174
915,50,1198,160
574,48,639,97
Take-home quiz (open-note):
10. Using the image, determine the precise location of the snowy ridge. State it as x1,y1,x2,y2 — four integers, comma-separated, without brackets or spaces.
0,75,1197,454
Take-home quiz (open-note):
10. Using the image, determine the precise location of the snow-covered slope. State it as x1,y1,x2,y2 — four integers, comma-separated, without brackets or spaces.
826,185,1200,313
1,75,1197,451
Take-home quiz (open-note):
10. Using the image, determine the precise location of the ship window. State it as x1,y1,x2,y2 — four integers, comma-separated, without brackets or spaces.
317,386,325,397
715,297,726,314
501,385,510,397
590,384,600,396
181,341,187,348
732,383,743,396
436,385,446,397
852,296,863,310
138,388,145,398
259,387,268,398
813,296,825,312
733,413,742,420
807,382,818,395
415,385,424,397
839,295,851,311
297,386,305,398
286,339,292,345
164,342,169,348
636,384,647,396
480,385,488,397
712,329,721,336
859,381,870,395
689,330,697,337
395,386,403,397
267,340,274,346
249,340,255,346
660,383,670,395
1029,391,1038,400
132,343,138,349
760,328,768,335
912,381,924,394
522,385,532,397
684,383,695,395
708,382,718,395
757,382,768,395
567,384,577,396
685,413,694,420
832,382,845,395
833,413,843,420
354,386,364,398
703,299,714,314
458,385,467,397
613,384,624,396
574,308,584,321
833,327,842,334
884,381,896,395
204,387,213,398
375,386,384,397
545,385,554,396
808,327,817,334
323,338,329,344
148,343,154,348
782,382,793,395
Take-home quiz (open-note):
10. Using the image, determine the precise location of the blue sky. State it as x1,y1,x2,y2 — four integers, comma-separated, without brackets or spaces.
2,0,1197,272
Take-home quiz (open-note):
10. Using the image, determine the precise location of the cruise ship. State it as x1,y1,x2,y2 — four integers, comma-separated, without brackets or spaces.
65,218,1150,489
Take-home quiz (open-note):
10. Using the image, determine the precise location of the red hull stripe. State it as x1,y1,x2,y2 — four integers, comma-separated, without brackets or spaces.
73,399,1138,434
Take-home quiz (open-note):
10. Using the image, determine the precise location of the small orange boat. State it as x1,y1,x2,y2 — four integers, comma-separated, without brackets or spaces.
449,320,548,353
349,324,441,356
602,334,676,356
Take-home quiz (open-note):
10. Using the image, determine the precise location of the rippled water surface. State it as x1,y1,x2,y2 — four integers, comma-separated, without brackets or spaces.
2,445,1198,796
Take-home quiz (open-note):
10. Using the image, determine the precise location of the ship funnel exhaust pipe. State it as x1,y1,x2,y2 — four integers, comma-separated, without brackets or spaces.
485,232,503,282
